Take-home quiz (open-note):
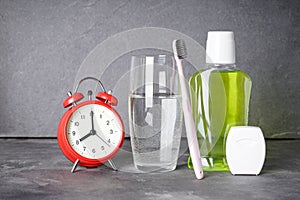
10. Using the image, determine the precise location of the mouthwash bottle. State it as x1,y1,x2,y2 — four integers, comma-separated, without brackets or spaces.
188,31,252,171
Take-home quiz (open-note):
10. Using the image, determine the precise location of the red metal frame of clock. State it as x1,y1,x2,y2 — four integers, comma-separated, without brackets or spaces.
57,100,125,167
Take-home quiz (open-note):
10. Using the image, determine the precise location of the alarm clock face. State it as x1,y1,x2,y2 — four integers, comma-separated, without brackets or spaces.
66,103,123,160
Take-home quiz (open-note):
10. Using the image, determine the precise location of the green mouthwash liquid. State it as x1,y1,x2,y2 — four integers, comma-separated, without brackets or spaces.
188,67,252,171
188,31,252,171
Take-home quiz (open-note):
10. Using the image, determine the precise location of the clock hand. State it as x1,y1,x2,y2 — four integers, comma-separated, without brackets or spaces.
90,110,95,131
90,110,110,147
77,111,97,143
95,133,111,147
79,132,93,142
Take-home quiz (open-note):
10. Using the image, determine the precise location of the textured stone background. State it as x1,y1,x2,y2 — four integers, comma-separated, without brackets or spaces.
0,0,299,138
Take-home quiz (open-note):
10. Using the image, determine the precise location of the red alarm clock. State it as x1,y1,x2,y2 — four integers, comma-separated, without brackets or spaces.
57,77,125,172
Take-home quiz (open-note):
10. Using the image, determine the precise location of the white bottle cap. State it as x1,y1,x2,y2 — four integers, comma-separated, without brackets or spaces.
206,31,235,64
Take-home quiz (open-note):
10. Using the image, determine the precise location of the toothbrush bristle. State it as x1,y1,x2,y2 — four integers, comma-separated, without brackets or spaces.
175,39,187,59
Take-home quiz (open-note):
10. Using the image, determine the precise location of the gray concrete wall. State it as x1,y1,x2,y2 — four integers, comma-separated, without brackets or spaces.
0,0,299,138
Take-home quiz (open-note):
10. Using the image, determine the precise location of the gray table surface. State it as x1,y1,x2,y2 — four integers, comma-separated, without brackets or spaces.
0,139,299,200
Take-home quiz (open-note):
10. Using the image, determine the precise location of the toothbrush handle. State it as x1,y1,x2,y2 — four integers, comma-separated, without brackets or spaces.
177,58,204,179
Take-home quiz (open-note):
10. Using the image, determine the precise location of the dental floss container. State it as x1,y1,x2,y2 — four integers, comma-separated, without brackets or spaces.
226,126,266,175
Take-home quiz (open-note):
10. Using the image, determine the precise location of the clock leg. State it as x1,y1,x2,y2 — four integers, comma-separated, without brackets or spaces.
71,159,80,173
107,159,118,171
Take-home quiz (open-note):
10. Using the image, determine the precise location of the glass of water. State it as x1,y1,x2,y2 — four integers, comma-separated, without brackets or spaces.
128,54,183,173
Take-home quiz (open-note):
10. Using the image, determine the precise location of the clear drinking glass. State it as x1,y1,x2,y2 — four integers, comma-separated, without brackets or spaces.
128,55,183,173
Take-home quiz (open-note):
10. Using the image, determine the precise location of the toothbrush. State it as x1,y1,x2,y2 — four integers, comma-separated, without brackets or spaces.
172,39,204,179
